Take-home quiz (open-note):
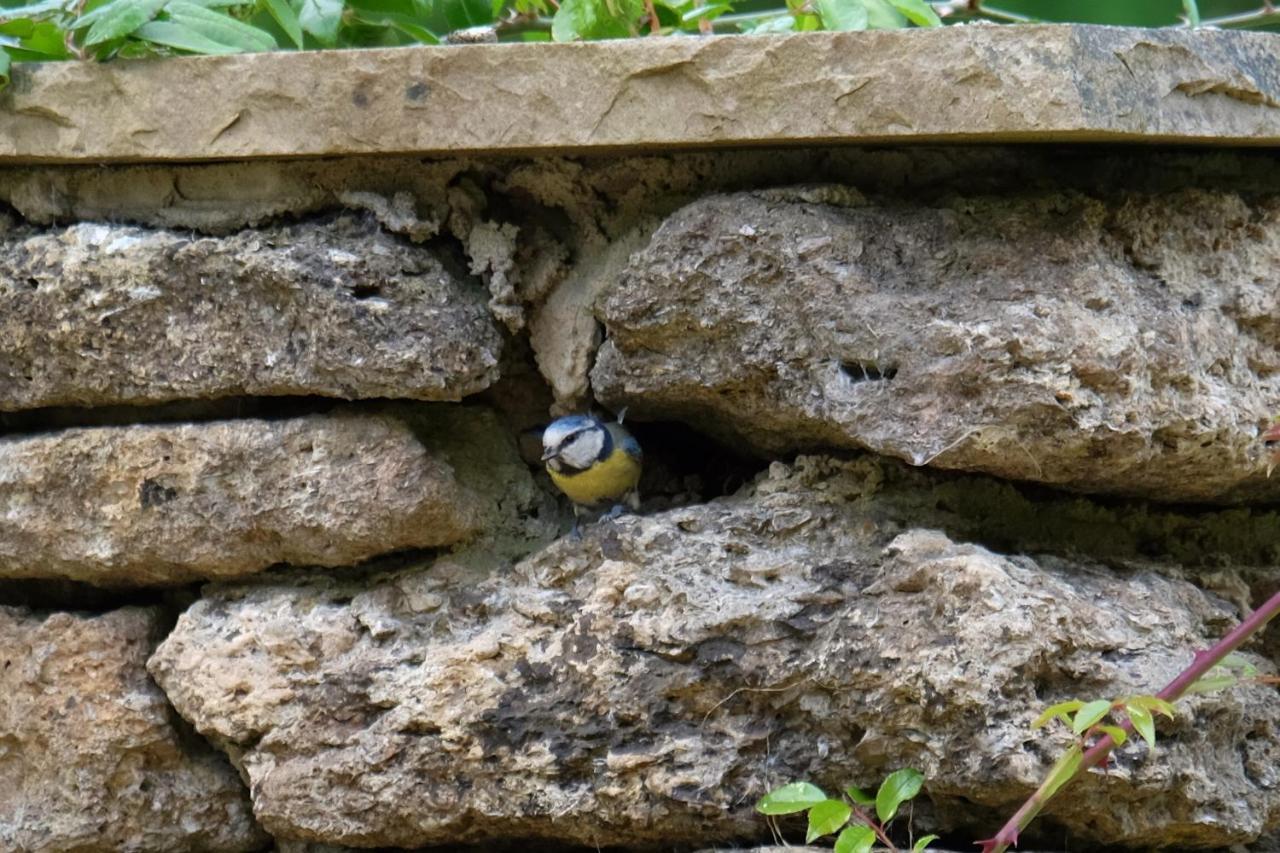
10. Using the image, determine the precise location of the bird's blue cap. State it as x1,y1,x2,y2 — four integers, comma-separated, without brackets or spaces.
542,415,602,447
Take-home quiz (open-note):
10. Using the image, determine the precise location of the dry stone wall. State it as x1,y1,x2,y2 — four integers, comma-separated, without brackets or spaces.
1,138,1278,852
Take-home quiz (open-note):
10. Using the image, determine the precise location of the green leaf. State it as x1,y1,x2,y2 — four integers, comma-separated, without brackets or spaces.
261,0,302,46
551,0,636,40
875,768,924,824
793,10,819,29
913,834,941,851
755,782,827,816
76,0,169,45
1185,672,1237,694
1126,704,1156,751
860,0,904,28
1072,699,1113,735
815,0,865,30
0,0,67,20
114,37,163,55
834,824,877,853
1095,724,1128,746
1182,0,1200,27
297,0,340,43
347,5,438,42
442,0,492,27
744,13,793,31
1124,695,1176,719
806,798,852,843
1041,744,1083,800
678,2,728,23
885,0,937,25
0,48,10,89
1032,699,1084,729
134,18,240,50
844,784,875,806
165,1,277,49
16,19,74,55
346,0,438,41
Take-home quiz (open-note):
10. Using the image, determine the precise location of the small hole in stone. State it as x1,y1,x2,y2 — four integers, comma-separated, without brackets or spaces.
839,361,898,383
25,278,38,290
351,284,382,300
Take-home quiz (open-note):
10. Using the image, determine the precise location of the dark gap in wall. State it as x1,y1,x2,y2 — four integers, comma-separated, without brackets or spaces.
623,419,765,510
0,576,201,616
215,547,451,593
0,395,347,437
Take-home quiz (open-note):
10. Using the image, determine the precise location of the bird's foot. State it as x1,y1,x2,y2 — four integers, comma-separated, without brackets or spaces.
602,503,627,521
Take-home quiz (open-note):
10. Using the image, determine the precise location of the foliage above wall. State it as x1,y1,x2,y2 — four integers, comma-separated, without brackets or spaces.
0,0,1278,88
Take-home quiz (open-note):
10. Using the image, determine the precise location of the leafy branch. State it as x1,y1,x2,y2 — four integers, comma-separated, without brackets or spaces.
978,588,1280,853
756,769,937,852
934,0,1280,28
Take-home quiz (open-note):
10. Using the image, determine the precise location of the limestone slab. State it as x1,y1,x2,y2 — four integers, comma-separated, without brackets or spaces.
0,215,500,410
2,26,1280,164
0,407,541,586
592,187,1280,502
0,605,266,852
148,457,1279,849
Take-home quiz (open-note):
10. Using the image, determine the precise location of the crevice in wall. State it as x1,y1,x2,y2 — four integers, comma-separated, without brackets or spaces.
0,395,345,436
0,577,200,614
628,419,762,509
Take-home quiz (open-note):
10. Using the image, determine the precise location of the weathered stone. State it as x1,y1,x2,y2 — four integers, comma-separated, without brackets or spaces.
0,605,265,852
4,27,1280,165
529,224,653,410
0,406,546,586
593,188,1280,502
0,215,500,410
149,457,1279,849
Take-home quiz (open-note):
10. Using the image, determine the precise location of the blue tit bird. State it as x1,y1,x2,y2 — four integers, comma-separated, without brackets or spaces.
541,413,642,531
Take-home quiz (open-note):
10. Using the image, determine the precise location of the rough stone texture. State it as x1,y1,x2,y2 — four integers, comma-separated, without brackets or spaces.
149,457,1279,850
0,605,266,852
4,26,1280,165
593,188,1280,503
529,224,654,409
0,158,478,233
0,214,500,410
0,406,547,586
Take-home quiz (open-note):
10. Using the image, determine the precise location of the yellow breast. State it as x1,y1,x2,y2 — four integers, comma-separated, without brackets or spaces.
548,447,641,507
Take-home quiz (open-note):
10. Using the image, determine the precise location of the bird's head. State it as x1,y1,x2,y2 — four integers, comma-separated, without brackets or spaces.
542,415,608,473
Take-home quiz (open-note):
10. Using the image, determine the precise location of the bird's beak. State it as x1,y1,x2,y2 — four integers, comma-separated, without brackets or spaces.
540,447,557,462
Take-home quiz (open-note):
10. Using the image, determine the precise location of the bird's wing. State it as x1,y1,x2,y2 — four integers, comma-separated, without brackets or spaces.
607,423,643,463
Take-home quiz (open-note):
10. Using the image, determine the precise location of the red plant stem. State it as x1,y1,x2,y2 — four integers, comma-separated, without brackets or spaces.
850,805,898,851
983,587,1280,853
